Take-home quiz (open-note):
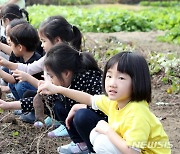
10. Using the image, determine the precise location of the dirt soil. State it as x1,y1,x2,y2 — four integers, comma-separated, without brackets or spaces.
0,31,180,154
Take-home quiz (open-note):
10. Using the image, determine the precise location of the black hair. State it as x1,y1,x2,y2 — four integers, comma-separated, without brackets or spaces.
44,43,101,81
102,51,151,103
39,16,82,51
0,4,29,22
9,23,39,51
9,18,28,28
6,18,28,36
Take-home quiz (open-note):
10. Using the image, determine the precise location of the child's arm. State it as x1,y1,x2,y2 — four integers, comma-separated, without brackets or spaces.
38,81,93,106
0,99,21,110
12,70,39,88
95,120,140,154
0,69,16,84
0,42,12,55
0,56,18,70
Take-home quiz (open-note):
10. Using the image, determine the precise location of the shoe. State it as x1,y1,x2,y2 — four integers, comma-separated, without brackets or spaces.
5,92,15,100
34,116,61,128
19,111,35,124
14,110,23,115
57,141,89,154
48,124,69,137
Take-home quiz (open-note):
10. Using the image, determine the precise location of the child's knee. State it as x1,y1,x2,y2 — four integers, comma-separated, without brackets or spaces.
90,130,120,154
15,81,26,91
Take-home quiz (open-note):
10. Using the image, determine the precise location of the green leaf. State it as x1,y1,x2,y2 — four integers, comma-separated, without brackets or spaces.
12,131,19,137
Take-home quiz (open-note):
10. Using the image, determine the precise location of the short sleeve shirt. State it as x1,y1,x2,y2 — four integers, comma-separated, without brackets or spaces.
92,95,171,154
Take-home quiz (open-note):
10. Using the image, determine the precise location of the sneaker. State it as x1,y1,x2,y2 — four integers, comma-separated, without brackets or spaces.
19,111,35,124
34,116,61,128
48,124,69,137
57,141,89,154
5,92,15,100
14,110,23,115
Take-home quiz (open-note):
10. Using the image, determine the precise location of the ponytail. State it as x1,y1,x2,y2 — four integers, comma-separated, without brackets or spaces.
20,8,29,22
71,25,82,51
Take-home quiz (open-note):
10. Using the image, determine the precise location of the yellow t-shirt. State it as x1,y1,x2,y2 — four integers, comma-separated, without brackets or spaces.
92,95,171,154
0,0,25,8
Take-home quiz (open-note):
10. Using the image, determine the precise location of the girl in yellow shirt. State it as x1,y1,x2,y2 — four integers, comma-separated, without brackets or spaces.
25,51,172,153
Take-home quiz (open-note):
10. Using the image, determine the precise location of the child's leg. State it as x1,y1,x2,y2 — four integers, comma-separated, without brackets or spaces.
73,108,107,152
33,93,45,122
90,129,122,154
15,81,37,99
9,83,20,100
52,99,84,142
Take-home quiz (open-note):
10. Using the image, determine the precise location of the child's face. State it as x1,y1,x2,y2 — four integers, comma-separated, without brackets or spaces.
39,33,54,53
47,68,68,87
105,63,132,104
9,40,21,57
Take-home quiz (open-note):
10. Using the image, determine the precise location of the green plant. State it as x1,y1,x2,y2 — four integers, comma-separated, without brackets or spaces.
140,1,180,7
148,52,180,94
12,131,19,137
27,5,180,44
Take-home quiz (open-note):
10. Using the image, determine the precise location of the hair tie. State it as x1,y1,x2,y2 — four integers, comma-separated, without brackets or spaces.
79,52,81,56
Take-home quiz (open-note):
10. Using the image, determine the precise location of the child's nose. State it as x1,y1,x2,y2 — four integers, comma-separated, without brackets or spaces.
109,79,117,87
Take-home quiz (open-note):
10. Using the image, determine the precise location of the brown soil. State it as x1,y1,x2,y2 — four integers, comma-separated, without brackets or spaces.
0,31,180,154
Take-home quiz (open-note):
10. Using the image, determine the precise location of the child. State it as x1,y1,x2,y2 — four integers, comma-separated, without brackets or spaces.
0,4,29,88
38,51,171,154
0,3,29,48
0,22,41,100
0,43,107,153
0,4,44,59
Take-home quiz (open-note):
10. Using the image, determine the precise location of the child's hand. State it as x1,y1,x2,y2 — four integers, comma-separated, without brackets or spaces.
38,81,59,95
12,69,29,82
65,104,87,129
95,120,111,135
38,80,45,87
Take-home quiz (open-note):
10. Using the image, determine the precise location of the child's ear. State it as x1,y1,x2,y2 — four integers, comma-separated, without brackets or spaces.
62,70,73,87
54,37,62,44
18,44,26,52
64,70,73,79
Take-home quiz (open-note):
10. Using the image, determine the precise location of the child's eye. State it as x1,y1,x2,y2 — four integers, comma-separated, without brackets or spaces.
106,75,111,78
118,77,125,80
